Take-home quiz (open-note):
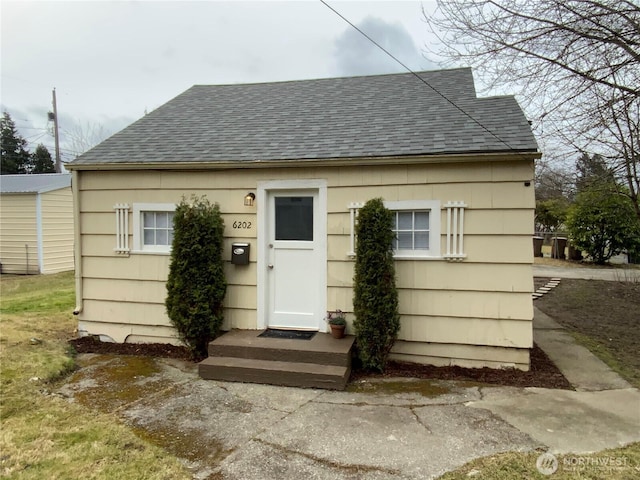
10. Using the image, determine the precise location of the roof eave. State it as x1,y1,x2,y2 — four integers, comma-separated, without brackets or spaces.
65,151,541,171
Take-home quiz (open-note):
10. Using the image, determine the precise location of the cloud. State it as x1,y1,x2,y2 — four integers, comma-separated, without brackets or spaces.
333,16,434,76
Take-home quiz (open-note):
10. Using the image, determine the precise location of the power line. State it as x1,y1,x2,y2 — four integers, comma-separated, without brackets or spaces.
319,0,533,156
24,132,49,144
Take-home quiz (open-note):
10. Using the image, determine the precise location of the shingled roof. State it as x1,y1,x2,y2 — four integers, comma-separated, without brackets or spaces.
69,68,537,167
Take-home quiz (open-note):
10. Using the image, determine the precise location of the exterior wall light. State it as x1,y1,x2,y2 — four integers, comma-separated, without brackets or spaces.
244,192,256,207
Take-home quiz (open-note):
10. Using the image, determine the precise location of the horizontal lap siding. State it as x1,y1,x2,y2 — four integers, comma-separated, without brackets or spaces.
41,188,74,273
0,194,38,274
77,168,263,342
77,161,535,368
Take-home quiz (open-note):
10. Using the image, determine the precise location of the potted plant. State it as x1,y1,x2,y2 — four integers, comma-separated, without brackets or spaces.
327,310,347,339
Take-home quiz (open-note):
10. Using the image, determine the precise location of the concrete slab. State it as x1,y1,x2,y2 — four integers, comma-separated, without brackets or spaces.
469,387,640,454
214,380,323,413
58,353,640,479
219,439,407,480
256,399,538,479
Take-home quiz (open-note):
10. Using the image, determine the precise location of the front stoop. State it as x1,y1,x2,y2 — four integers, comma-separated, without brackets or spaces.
198,329,355,390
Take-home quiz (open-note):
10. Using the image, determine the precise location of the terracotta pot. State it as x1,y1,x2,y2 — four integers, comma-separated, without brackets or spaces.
329,324,345,339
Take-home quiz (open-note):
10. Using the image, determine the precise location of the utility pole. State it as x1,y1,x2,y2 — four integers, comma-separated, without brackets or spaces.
51,88,62,173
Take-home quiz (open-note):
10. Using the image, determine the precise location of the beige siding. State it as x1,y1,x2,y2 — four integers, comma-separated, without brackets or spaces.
0,193,39,274
41,187,74,273
75,159,535,368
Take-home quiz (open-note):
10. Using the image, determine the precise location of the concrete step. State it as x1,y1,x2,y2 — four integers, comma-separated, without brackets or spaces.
198,356,351,390
207,330,354,367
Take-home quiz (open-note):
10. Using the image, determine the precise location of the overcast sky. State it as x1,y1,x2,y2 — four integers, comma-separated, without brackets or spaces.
1,0,441,163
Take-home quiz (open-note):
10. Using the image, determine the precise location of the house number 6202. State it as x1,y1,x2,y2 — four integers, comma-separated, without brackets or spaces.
233,221,252,229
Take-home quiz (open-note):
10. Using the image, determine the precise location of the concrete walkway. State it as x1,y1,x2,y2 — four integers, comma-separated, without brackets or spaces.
466,306,639,456
533,307,631,391
533,264,640,281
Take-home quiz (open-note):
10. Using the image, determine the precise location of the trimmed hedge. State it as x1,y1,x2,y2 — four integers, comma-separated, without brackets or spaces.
165,196,227,359
353,198,400,371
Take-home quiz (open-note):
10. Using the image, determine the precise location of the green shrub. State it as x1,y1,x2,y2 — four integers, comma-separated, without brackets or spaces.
567,185,640,265
353,198,400,371
165,196,227,359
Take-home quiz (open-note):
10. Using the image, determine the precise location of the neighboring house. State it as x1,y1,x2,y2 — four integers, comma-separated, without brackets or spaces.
0,174,74,274
67,68,540,370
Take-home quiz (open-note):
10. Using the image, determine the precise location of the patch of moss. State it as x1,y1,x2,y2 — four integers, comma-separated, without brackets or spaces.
347,379,452,397
72,356,173,412
130,423,234,466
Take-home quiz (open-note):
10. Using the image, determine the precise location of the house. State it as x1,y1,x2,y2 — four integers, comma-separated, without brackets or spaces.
0,173,74,275
66,68,540,377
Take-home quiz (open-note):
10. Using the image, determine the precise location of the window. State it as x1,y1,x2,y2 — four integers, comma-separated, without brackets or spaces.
143,211,174,246
386,201,440,258
275,196,313,241
349,200,441,259
132,203,176,254
392,211,430,250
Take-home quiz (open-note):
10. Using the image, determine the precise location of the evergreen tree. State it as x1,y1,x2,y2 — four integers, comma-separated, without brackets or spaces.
575,153,614,193
165,196,227,359
353,198,400,372
1,112,30,174
31,144,55,174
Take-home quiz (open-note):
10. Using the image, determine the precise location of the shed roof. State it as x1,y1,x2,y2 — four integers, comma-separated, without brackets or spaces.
69,68,538,167
0,174,71,194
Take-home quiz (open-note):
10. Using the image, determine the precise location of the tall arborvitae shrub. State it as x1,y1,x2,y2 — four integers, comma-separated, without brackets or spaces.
166,196,226,359
353,198,400,371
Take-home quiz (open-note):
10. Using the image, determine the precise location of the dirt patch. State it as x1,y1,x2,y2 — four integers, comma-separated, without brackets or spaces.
351,344,572,390
70,336,194,360
535,278,640,387
534,276,552,290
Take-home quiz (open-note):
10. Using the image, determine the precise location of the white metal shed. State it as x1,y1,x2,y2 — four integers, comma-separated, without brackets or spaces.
0,174,74,274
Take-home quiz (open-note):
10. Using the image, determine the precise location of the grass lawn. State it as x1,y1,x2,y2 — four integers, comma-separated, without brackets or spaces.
0,272,190,479
438,443,640,480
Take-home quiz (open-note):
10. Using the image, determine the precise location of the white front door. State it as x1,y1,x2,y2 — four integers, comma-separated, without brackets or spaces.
263,186,326,330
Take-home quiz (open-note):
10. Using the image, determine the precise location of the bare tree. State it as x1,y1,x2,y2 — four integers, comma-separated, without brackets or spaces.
424,0,640,218
62,121,110,160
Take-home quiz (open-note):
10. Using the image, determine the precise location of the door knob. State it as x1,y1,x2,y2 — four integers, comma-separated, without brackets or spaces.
268,264,274,269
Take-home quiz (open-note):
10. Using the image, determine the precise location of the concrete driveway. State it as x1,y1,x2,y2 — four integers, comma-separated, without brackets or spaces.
57,350,640,480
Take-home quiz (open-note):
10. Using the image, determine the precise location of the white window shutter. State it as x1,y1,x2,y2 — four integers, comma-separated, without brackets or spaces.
347,202,364,257
444,201,467,261
114,204,130,254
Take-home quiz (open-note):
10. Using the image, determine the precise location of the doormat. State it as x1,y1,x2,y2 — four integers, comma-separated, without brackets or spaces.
258,329,316,340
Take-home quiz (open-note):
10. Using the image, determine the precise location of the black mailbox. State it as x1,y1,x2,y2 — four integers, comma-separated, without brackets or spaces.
231,243,250,265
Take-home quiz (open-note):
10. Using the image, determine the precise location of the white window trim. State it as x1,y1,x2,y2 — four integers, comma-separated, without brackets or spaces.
347,200,442,260
132,203,176,255
385,200,441,259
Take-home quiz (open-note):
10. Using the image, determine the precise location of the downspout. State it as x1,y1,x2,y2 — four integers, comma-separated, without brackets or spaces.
71,170,83,315
35,192,44,273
